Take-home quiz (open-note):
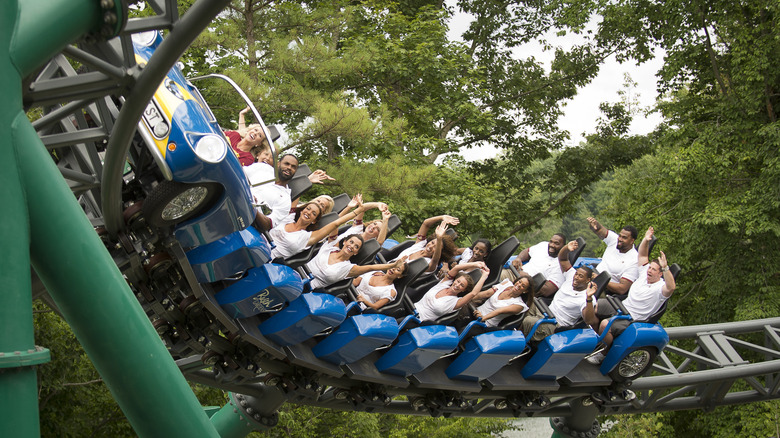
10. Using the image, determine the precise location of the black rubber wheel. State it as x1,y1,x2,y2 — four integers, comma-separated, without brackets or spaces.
142,180,221,228
609,347,657,382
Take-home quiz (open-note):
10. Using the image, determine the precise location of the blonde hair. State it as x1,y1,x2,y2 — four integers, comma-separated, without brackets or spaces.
312,195,334,215
237,123,262,138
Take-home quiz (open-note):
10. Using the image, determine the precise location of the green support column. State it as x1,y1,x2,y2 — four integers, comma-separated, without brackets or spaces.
0,0,46,434
1,0,219,436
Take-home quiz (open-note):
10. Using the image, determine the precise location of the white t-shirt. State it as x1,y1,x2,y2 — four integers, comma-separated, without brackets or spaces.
355,272,397,310
596,230,639,285
250,180,291,229
243,162,275,186
269,226,311,259
306,247,355,289
477,281,528,327
548,268,588,327
522,241,565,288
414,280,458,322
624,265,667,321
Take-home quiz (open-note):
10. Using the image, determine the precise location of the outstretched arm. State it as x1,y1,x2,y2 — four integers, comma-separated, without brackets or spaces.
637,226,654,266
416,214,459,242
587,217,609,240
475,304,526,323
659,251,677,297
376,207,391,245
445,261,487,279
455,266,490,310
307,203,379,245
558,239,578,273
238,106,250,133
349,256,407,277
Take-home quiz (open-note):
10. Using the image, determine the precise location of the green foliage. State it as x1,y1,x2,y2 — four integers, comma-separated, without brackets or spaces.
253,405,515,438
590,0,780,434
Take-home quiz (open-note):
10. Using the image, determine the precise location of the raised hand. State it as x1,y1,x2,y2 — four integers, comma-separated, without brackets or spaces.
347,194,363,209
308,169,335,185
443,215,460,226
435,222,448,239
586,281,598,298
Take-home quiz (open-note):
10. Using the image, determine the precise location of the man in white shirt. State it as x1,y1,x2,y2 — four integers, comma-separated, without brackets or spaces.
583,226,677,364
504,233,566,298
248,154,298,230
587,217,639,297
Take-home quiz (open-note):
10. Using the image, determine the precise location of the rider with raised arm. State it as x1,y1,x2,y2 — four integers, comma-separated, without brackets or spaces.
414,262,490,322
587,217,639,297
471,270,534,328
584,226,677,364
392,218,457,273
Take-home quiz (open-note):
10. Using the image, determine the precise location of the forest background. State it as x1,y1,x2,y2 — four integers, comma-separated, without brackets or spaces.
34,0,780,436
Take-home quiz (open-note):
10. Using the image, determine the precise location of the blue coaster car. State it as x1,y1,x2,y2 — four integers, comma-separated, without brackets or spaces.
521,328,599,380
313,313,400,365
598,316,669,382
132,31,257,248
215,263,305,319
258,293,347,347
186,227,272,283
374,321,459,376
445,327,527,381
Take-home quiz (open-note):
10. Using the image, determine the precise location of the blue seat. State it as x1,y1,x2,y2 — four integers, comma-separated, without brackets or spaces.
374,322,459,376
521,328,599,380
258,293,347,346
186,226,272,283
312,313,400,365
445,327,527,381
215,263,304,319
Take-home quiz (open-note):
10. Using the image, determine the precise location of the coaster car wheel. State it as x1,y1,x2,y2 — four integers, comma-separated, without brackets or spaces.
609,347,656,382
143,180,221,228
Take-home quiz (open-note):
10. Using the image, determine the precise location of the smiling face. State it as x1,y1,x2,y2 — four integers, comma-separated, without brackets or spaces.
341,236,363,257
451,276,470,294
510,277,531,295
572,267,591,290
244,125,267,148
547,235,565,257
299,202,321,225
422,239,437,257
278,155,298,182
364,221,382,239
470,242,489,262
313,196,334,215
255,147,273,165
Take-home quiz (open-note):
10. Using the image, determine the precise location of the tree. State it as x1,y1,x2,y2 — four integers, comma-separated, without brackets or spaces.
589,0,780,434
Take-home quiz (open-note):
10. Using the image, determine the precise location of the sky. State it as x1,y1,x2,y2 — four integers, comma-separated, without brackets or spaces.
446,7,665,160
